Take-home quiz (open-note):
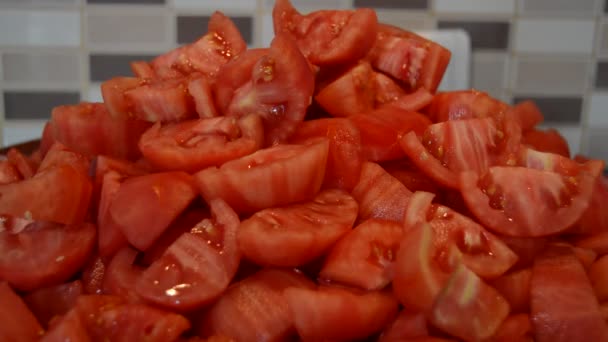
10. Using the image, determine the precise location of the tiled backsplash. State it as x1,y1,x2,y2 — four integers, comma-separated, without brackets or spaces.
0,0,607,163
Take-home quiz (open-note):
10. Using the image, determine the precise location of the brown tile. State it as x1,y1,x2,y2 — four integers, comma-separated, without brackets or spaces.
438,21,510,50
86,11,169,47
586,129,608,164
596,62,608,89
471,52,508,91
2,52,80,83
512,96,582,123
4,91,80,119
177,15,253,45
519,0,596,16
513,57,589,95
354,0,428,9
90,54,156,81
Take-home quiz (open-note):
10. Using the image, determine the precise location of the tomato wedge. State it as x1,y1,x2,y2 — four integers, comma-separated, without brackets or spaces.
136,199,240,311
0,221,96,291
24,280,83,327
378,310,429,341
102,247,144,303
490,268,532,313
319,219,403,290
196,139,328,214
0,282,43,341
426,90,509,123
239,189,357,267
139,114,264,173
215,34,314,145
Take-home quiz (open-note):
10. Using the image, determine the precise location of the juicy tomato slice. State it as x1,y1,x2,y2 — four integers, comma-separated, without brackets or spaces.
109,171,197,251
41,309,90,342
523,128,570,158
199,268,315,341
50,102,152,160
101,77,147,119
215,34,315,145
0,282,43,341
139,114,264,173
136,199,240,311
80,255,109,295
97,171,129,257
0,163,92,225
351,162,412,222
319,219,403,290
531,250,608,342
460,162,602,237
430,264,510,341
0,221,96,291
510,100,544,131
285,286,399,341
426,90,509,123
24,280,83,328
195,139,328,214
188,75,219,118
490,268,532,314
238,189,357,267
124,77,196,123
572,175,608,235
273,0,378,66
0,159,21,185
290,118,363,191
314,61,375,117
575,231,608,255
486,314,533,342
151,11,246,79
378,310,429,341
350,106,432,162
102,247,144,303
381,159,440,194
387,87,435,113
589,255,608,302
7,148,35,179
369,24,451,93
130,60,155,78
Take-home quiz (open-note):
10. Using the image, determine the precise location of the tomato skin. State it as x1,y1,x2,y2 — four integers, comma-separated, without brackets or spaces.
196,139,329,214
531,251,608,342
351,162,412,222
215,34,315,145
139,114,264,173
510,100,544,131
24,280,83,328
285,286,399,341
572,175,608,235
0,282,44,342
319,219,403,290
314,62,375,117
523,129,570,158
0,222,96,291
136,199,240,311
350,107,432,162
490,268,532,313
7,148,35,179
109,171,197,251
238,189,357,267
199,268,316,342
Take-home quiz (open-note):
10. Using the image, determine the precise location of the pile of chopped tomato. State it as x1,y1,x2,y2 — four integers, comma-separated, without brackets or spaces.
2,1,608,341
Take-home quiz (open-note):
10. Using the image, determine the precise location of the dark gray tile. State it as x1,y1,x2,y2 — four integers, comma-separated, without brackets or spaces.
177,15,253,45
87,0,165,4
438,21,510,50
354,0,428,9
605,0,608,13
90,54,156,81
512,96,582,123
596,62,608,89
4,91,80,119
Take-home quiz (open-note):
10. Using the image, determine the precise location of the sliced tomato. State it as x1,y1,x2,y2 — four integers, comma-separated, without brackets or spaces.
130,60,155,78
373,71,406,106
572,175,608,235
510,100,544,131
50,102,152,160
40,122,57,158
589,255,608,302
531,250,608,342
273,0,378,66
188,75,219,118
350,106,432,162
369,24,451,93
575,232,608,255
97,171,129,257
24,280,83,328
387,87,435,113
101,77,147,119
0,221,95,291
150,11,246,79
523,128,570,158
124,77,196,122
319,219,403,290
109,172,197,251
7,148,35,179
490,268,532,313
199,268,315,341
0,282,43,341
139,114,264,173
195,139,328,214
102,247,144,303
41,309,91,342
290,118,363,191
378,310,429,341
459,161,601,237
136,199,240,311
499,235,548,269
285,286,399,341
80,255,109,295
485,314,533,342
430,264,510,341
381,159,440,194
37,142,91,176
215,34,315,145
426,90,509,123
351,162,412,222
314,61,375,117
239,189,357,267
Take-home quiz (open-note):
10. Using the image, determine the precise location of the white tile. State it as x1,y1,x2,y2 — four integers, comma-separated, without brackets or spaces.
0,10,80,47
588,93,608,126
512,56,589,95
472,51,509,91
514,19,595,54
435,0,515,15
586,129,608,162
86,83,104,103
518,0,598,17
261,13,274,48
538,123,582,155
3,120,47,147
264,0,352,11
173,0,257,12
374,10,436,30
